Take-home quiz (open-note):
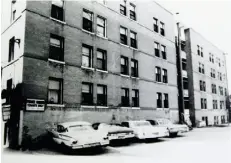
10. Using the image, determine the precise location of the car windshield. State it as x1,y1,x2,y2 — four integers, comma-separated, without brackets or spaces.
133,121,151,127
68,125,93,132
157,119,172,125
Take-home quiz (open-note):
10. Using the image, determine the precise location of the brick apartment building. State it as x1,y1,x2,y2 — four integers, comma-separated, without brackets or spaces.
1,0,178,139
181,28,229,126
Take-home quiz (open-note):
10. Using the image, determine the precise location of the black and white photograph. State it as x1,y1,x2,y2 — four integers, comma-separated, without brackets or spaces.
1,0,231,163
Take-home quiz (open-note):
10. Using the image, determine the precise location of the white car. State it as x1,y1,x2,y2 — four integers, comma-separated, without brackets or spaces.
147,119,189,137
47,121,109,151
121,120,169,140
92,123,135,141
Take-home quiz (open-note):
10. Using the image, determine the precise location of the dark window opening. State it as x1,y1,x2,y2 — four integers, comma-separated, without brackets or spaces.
160,22,165,36
164,93,169,108
157,92,162,108
131,59,138,77
83,9,93,32
132,89,139,107
97,85,107,106
97,49,107,71
120,26,127,45
154,42,160,57
129,4,136,20
121,56,129,75
121,88,129,106
153,18,158,33
162,69,168,83
49,34,64,61
48,78,62,104
161,45,166,59
81,82,93,105
51,0,64,21
82,44,93,68
155,66,161,82
130,31,137,48
8,37,15,62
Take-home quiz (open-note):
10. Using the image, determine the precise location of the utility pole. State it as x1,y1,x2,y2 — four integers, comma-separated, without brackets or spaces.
176,21,185,124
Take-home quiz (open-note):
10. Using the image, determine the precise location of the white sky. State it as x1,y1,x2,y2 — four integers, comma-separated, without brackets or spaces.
157,0,231,93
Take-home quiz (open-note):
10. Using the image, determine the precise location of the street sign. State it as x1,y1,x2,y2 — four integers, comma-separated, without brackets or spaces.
26,99,45,111
2,105,11,121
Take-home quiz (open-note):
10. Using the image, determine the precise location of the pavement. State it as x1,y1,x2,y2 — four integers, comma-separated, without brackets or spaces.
2,126,231,163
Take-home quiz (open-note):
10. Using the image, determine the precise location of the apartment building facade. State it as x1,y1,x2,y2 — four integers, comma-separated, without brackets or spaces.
182,28,229,126
1,0,178,139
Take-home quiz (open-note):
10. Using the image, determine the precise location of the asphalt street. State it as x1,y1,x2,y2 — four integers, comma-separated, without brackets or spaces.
2,125,231,163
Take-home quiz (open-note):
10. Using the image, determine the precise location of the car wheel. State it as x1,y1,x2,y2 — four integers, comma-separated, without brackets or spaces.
60,143,72,155
169,133,178,137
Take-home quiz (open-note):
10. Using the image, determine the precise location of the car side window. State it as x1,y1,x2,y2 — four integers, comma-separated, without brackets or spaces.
57,125,67,133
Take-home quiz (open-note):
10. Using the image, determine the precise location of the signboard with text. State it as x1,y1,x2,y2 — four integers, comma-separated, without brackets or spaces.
26,99,45,111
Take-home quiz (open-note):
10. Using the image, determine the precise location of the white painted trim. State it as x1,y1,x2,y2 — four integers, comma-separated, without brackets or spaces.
120,74,130,78
120,43,129,48
96,69,108,73
132,107,140,109
50,17,66,25
96,106,109,109
47,104,65,107
81,105,95,108
131,76,139,80
121,107,131,109
81,66,95,71
48,58,65,65
96,34,108,40
82,29,95,35
129,46,138,51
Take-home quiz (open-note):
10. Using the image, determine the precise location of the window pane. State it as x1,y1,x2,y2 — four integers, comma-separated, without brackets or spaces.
52,0,63,7
48,90,59,103
130,4,135,11
155,43,159,49
121,58,125,65
82,47,90,56
50,38,61,47
83,11,92,20
97,86,104,94
82,84,90,93
120,27,126,34
131,61,135,67
161,45,165,51
97,51,103,59
82,56,89,67
49,80,60,90
97,26,104,36
97,17,105,26
130,32,135,39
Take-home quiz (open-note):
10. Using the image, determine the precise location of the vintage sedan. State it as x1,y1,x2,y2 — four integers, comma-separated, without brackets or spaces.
121,120,169,140
47,121,109,151
147,118,189,137
92,123,135,141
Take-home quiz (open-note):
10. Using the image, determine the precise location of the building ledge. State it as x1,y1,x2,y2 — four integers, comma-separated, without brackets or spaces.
82,29,95,35
96,106,109,109
96,34,108,40
81,66,94,71
120,74,130,78
131,76,139,80
47,104,65,107
50,17,66,25
48,58,65,65
96,69,108,73
120,43,129,48
81,105,95,109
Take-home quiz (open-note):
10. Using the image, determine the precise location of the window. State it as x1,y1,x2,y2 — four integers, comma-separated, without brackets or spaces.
154,42,160,57
162,69,168,83
96,49,107,71
164,93,169,108
210,68,215,78
97,16,106,37
197,45,200,56
221,115,226,124
83,9,93,32
214,116,219,125
97,85,107,106
51,0,64,21
121,56,129,75
218,72,222,81
8,37,15,62
199,80,206,92
160,22,165,36
155,66,161,82
121,88,129,106
132,89,139,107
81,82,93,105
220,101,224,109
198,62,204,74
129,3,136,20
48,78,62,104
82,44,93,68
156,92,162,108
130,31,137,48
182,59,187,70
153,18,158,32
184,97,190,109
219,86,224,95
211,84,217,94
183,78,188,89
131,59,138,77
120,26,127,45
120,0,126,16
49,34,64,61
161,45,166,59
213,100,218,109
201,98,207,109
6,79,13,104
225,88,227,96
200,47,203,57
217,58,221,67
11,1,16,21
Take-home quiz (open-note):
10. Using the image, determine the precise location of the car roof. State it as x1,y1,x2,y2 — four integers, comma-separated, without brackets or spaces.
58,121,91,128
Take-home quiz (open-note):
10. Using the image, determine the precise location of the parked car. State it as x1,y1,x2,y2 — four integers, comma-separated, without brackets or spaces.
92,123,135,141
147,118,189,137
121,120,169,140
47,121,109,151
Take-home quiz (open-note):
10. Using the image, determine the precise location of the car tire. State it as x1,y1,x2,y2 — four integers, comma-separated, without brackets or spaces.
60,143,72,155
169,133,178,137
